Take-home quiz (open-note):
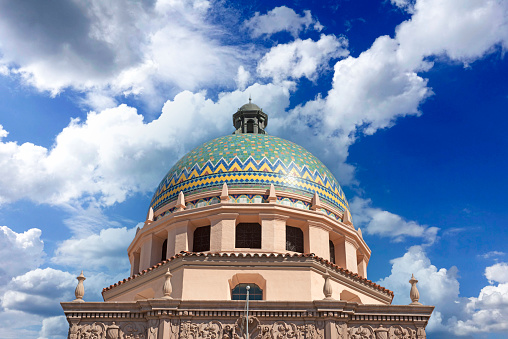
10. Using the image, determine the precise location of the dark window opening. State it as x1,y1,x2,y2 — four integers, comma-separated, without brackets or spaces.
286,226,304,253
232,283,263,300
235,223,261,248
246,120,254,133
329,240,336,264
193,226,211,252
161,239,168,262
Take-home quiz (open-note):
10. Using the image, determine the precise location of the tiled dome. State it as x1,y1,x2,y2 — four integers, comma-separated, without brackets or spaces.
149,133,349,215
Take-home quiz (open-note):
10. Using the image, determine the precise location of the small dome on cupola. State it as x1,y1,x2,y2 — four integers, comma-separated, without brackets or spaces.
233,98,268,134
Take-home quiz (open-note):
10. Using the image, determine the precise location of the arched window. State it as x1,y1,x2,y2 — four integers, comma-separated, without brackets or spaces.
232,283,263,300
286,226,304,253
161,239,167,262
193,226,211,252
235,223,261,248
329,240,336,264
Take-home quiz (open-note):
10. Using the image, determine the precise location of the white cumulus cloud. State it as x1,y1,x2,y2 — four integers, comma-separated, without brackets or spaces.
244,6,321,38
0,0,245,105
349,197,439,243
0,226,45,284
0,84,290,207
380,247,508,336
39,316,68,339
453,262,508,335
485,262,508,284
379,246,463,333
395,0,508,69
52,226,137,270
2,268,75,316
257,34,349,83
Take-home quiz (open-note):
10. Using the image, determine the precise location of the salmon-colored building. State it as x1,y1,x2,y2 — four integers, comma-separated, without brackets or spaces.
62,101,433,339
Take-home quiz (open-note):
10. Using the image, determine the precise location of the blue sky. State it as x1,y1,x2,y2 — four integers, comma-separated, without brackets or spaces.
0,0,507,338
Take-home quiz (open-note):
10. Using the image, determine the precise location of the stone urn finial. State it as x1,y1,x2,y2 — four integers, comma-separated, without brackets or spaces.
106,322,120,339
323,272,334,300
73,271,86,302
162,268,173,299
409,274,422,305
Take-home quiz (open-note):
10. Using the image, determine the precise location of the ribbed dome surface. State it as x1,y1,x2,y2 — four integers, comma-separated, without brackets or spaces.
149,134,349,214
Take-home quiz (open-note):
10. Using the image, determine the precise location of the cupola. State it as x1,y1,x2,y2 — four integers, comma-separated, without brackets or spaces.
232,98,268,134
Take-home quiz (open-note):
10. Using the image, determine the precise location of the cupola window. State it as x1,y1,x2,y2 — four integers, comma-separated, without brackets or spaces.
235,223,261,248
286,226,304,253
231,283,263,300
193,226,211,252
246,119,254,133
161,239,168,262
329,240,336,264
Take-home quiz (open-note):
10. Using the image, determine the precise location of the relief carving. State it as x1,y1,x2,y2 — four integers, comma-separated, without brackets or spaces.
180,320,224,339
68,320,80,339
299,323,324,339
76,322,106,339
374,325,388,339
348,325,374,339
147,319,160,339
335,322,347,339
121,321,146,339
416,327,426,339
254,321,325,339
167,318,181,339
106,322,120,339
271,321,298,339
389,325,415,339
235,316,260,339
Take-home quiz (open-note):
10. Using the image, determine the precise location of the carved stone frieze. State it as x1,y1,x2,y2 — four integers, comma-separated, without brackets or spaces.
348,325,374,339
335,322,347,339
374,325,388,339
62,300,433,339
148,319,160,339
389,325,416,339
76,322,106,339
236,316,260,339
121,321,146,339
106,322,120,339
256,320,324,339
180,320,226,339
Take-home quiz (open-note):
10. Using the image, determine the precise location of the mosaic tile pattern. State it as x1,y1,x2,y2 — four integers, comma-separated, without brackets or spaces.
319,208,342,222
276,197,311,210
150,134,349,214
230,194,268,204
186,196,220,210
154,195,342,223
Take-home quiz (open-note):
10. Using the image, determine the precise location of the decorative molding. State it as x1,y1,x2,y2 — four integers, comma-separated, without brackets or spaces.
63,300,431,339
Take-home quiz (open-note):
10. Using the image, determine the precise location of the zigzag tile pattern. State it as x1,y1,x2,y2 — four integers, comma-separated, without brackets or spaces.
150,134,349,214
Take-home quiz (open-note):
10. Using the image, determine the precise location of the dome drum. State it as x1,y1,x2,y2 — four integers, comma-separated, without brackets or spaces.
130,183,368,284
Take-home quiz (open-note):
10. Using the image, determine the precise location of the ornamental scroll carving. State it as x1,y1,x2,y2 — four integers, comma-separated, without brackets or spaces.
75,322,106,339
256,321,324,339
180,320,226,339
388,325,416,339
348,325,374,339
121,321,146,339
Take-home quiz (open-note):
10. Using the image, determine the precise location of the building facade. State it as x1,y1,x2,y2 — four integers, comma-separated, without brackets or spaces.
61,101,433,338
